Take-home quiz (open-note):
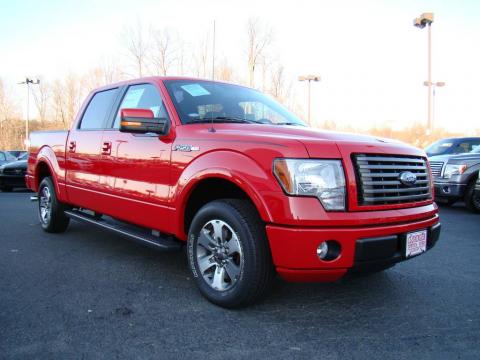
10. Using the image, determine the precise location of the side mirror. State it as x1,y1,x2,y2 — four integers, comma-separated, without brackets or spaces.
119,108,170,135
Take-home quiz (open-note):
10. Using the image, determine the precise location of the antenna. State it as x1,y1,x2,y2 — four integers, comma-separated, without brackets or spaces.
212,20,216,80
209,19,217,132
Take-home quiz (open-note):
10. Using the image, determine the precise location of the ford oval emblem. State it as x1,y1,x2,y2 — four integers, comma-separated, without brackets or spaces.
399,171,417,187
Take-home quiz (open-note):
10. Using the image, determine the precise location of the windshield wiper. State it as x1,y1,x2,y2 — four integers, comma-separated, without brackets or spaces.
191,116,261,124
275,122,306,126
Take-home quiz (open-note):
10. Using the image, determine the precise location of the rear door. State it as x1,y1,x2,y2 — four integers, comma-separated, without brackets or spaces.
65,88,119,210
98,83,174,232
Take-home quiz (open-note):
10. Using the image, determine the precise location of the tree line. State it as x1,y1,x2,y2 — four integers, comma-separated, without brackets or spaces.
0,17,475,150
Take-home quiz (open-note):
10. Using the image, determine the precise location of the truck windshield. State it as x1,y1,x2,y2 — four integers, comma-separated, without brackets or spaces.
163,80,306,126
426,139,455,156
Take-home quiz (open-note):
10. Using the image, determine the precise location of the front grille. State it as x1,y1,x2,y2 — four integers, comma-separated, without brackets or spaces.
353,154,431,205
3,168,26,176
429,161,444,178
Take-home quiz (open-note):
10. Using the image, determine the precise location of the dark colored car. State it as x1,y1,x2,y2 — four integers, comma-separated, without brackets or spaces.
0,151,17,166
429,146,480,212
475,174,480,209
6,150,28,159
0,152,28,192
426,137,480,157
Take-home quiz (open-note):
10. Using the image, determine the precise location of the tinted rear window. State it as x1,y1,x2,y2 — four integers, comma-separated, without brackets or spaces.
80,88,118,129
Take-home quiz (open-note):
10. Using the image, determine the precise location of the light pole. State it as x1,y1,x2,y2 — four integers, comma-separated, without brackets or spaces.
298,74,321,125
18,77,40,150
424,81,445,129
413,12,434,133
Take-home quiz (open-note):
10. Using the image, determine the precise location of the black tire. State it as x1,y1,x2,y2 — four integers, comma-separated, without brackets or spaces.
464,179,480,213
187,199,275,308
0,185,13,192
38,177,70,233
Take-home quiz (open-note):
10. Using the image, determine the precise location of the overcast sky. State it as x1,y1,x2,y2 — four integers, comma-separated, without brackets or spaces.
1,0,479,132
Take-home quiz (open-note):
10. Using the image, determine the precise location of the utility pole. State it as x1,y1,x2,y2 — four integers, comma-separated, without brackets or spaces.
298,75,321,126
414,12,434,133
18,77,40,149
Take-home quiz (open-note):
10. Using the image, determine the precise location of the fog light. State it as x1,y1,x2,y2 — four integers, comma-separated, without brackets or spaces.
316,240,341,261
317,242,329,259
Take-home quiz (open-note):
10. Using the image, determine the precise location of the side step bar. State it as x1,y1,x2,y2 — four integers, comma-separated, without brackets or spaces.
64,209,183,252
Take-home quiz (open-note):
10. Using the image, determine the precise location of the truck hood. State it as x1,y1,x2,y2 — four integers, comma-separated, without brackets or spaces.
429,152,480,163
214,124,424,158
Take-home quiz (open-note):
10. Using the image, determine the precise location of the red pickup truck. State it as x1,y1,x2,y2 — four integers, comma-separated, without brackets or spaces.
27,77,441,307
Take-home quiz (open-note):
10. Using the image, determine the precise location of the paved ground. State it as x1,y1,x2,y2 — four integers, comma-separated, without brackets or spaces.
0,191,479,359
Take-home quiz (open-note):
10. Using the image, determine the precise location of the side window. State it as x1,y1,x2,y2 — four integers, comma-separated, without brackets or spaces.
0,152,5,161
113,84,169,128
79,88,118,130
468,141,480,152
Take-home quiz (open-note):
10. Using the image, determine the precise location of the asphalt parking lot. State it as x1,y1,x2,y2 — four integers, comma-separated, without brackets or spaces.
1,191,479,359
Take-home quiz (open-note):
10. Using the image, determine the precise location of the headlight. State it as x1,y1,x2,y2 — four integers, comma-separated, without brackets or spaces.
0,166,4,174
443,164,467,179
273,159,346,211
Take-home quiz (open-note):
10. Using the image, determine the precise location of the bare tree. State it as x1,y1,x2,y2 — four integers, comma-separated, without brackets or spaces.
193,35,210,78
246,18,273,88
123,20,149,77
269,64,291,102
215,58,234,82
149,28,176,76
31,79,50,123
0,78,17,122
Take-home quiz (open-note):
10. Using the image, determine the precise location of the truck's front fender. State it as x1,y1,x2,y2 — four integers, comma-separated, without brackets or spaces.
172,150,277,238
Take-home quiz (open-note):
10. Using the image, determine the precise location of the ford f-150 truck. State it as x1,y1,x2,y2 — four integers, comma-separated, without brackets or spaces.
27,77,441,307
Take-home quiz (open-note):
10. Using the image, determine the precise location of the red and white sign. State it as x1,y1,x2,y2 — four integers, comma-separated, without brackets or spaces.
406,230,427,257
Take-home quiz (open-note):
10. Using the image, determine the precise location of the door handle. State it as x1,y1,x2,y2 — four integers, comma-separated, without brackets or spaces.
68,141,76,153
102,141,112,155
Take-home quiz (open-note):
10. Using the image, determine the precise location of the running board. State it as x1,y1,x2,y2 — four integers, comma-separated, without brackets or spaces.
64,210,183,252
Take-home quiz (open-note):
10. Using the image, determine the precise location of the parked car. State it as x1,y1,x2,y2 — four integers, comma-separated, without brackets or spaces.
475,173,480,209
426,137,480,157
429,146,480,212
6,150,28,160
26,77,441,307
0,152,28,192
0,151,17,165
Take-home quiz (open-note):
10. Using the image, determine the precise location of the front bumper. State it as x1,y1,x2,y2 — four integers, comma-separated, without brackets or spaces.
0,175,26,188
266,214,440,282
434,180,466,198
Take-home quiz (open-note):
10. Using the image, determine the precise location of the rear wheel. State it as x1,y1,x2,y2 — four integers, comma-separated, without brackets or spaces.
38,177,70,233
464,179,480,213
187,199,275,308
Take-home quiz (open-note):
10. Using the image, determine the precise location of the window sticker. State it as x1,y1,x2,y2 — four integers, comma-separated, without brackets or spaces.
122,88,145,108
181,84,210,97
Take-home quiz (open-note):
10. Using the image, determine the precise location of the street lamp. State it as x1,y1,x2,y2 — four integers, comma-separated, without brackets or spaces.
18,77,40,150
424,81,445,129
298,74,321,125
413,12,435,133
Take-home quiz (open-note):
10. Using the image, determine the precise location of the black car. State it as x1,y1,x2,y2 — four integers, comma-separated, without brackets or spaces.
0,153,28,192
429,146,480,213
6,150,27,160
0,151,16,166
426,137,480,157
475,173,480,210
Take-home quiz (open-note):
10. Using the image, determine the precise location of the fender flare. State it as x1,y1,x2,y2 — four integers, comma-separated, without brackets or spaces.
35,146,66,202
173,150,275,238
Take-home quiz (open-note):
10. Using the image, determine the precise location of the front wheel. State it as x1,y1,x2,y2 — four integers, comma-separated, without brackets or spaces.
464,180,480,213
38,177,70,233
187,199,275,308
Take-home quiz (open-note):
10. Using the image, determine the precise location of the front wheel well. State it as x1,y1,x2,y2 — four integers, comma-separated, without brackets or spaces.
183,178,258,235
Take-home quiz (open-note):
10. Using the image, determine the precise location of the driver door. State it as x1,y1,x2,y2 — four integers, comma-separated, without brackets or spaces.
99,83,173,232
